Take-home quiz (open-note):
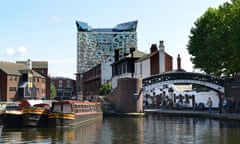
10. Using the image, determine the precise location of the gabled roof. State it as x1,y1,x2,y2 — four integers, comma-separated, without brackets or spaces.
0,61,29,75
16,61,48,69
125,50,147,58
135,50,158,62
135,50,173,62
0,61,45,78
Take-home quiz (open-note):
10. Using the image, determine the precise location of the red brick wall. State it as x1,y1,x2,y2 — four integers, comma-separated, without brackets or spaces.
108,78,143,113
150,52,159,75
82,64,101,97
0,70,8,101
165,52,173,72
34,77,47,99
150,52,173,75
6,75,21,101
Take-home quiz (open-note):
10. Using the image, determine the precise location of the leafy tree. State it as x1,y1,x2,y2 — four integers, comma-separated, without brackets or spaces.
50,83,57,99
99,81,112,95
187,0,240,76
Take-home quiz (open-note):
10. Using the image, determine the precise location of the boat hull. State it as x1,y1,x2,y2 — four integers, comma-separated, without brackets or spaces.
48,112,102,127
23,107,49,127
3,111,24,127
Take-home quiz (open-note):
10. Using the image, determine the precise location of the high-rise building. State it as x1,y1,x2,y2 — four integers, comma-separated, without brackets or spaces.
76,20,138,74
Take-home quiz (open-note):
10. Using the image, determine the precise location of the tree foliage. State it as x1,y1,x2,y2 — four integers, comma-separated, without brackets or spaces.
187,0,240,76
99,81,112,95
50,83,57,99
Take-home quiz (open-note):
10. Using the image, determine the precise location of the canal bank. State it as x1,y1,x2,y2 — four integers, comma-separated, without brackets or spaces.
144,109,240,122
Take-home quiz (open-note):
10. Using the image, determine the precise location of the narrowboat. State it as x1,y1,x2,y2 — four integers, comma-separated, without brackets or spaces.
0,102,19,125
3,107,24,127
48,100,102,127
22,103,50,127
3,100,52,127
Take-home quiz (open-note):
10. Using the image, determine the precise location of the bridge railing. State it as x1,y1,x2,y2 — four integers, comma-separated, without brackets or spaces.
142,72,224,87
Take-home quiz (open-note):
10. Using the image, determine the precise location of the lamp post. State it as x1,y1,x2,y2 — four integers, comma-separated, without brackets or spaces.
130,47,135,78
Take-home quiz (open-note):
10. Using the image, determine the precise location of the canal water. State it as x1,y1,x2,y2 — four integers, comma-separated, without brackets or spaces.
1,113,240,143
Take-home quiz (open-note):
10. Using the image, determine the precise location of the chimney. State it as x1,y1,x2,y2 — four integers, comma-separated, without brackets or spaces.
150,44,158,53
27,59,32,70
159,40,165,73
177,54,181,70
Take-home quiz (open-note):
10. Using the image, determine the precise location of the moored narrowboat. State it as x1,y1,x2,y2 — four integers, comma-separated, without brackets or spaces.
22,103,50,127
0,102,19,125
48,100,102,127
3,108,24,127
3,100,52,127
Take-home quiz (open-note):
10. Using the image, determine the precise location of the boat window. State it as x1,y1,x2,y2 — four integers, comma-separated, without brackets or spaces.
52,104,61,112
63,104,72,113
52,103,72,113
92,105,96,112
84,105,87,112
81,105,84,112
87,105,89,112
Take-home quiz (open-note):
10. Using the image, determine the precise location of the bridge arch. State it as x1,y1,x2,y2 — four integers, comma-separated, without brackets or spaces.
142,71,224,93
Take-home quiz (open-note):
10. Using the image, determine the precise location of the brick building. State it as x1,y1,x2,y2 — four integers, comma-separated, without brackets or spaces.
51,77,76,99
82,64,101,97
135,41,173,79
17,60,50,99
0,61,47,101
81,62,112,99
150,43,173,75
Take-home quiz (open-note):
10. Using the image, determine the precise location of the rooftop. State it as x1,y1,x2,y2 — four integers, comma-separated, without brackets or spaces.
76,20,138,32
0,61,45,78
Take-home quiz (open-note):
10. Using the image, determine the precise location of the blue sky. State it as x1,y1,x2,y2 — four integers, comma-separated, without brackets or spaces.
0,0,230,79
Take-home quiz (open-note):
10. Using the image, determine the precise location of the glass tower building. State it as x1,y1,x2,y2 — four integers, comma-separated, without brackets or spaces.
76,20,138,74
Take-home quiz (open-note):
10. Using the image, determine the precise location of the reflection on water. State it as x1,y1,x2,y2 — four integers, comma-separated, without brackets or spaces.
0,120,103,144
97,117,144,144
1,114,240,143
144,113,240,144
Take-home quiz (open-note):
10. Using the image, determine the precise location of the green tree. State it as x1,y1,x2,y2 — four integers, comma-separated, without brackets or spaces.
50,83,57,99
187,0,240,76
99,81,112,95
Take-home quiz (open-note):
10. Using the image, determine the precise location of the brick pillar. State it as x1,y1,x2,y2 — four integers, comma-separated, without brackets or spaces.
116,78,143,113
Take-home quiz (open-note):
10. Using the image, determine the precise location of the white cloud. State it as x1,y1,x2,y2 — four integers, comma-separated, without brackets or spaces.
5,46,28,57
17,46,27,56
5,48,15,56
50,16,60,23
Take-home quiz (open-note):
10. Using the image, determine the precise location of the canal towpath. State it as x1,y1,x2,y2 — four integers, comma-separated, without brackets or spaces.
144,108,240,122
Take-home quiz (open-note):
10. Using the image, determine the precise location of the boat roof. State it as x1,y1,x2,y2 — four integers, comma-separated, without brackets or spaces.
20,100,54,107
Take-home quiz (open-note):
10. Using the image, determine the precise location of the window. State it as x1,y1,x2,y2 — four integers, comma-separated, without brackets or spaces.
59,80,63,88
9,87,16,92
67,80,71,88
